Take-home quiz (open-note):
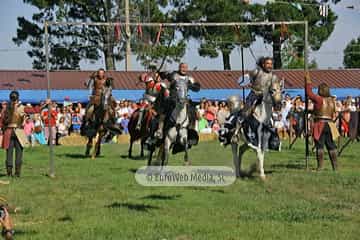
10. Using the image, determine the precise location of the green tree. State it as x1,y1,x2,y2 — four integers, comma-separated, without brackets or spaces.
343,37,360,68
281,38,317,69
255,0,338,69
171,0,256,70
13,0,185,70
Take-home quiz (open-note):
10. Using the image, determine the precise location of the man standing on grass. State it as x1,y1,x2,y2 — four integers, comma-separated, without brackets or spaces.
305,72,339,171
0,91,27,177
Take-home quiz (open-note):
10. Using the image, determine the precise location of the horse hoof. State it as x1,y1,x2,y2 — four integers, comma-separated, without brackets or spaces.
184,161,191,166
260,175,266,181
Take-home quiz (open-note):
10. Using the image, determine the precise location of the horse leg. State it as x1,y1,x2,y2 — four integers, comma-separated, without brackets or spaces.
148,149,154,166
163,137,171,167
231,143,240,178
257,149,266,180
128,138,133,158
91,134,98,159
238,143,250,177
183,137,191,166
95,132,103,157
140,138,145,158
86,137,92,157
181,129,190,166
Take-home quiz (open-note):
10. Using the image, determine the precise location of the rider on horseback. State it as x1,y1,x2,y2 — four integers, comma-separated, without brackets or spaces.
84,68,106,123
159,63,200,139
136,70,169,134
240,57,279,120
229,57,281,145
82,69,121,136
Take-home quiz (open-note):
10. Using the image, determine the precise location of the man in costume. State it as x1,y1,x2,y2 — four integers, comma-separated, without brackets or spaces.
83,70,121,135
0,91,27,177
240,57,280,120
136,71,169,134
84,68,106,122
159,63,200,139
306,72,339,171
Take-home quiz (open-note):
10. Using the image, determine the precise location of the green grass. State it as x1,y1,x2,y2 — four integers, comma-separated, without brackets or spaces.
1,139,360,240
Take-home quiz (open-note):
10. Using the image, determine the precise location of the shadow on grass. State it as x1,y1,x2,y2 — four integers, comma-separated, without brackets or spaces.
14,229,38,236
58,215,73,222
271,163,304,170
106,202,159,212
57,153,86,159
58,153,105,159
264,170,275,175
120,155,129,159
191,187,226,194
141,194,181,200
129,168,138,173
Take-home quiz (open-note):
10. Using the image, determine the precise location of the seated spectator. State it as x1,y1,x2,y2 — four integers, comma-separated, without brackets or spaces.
57,117,69,137
116,101,129,124
198,114,212,133
217,102,230,127
211,119,221,134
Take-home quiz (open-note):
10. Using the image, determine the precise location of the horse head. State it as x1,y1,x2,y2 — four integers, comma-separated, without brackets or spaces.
176,79,189,107
269,80,284,111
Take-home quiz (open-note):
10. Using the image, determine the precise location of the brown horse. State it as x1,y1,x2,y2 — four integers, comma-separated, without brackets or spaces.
82,97,121,159
83,103,119,159
128,108,154,158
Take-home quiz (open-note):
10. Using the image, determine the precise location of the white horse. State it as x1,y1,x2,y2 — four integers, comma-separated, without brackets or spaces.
161,79,192,166
229,81,283,180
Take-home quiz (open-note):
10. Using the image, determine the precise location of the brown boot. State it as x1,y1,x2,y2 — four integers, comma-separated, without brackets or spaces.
6,167,13,177
328,149,338,171
15,165,21,177
316,149,324,171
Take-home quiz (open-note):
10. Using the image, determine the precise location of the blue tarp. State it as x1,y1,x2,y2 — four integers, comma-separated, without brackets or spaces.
0,88,359,104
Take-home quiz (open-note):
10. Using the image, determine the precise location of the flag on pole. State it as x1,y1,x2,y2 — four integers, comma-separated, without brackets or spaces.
155,24,163,44
114,23,121,41
319,4,329,17
137,24,143,39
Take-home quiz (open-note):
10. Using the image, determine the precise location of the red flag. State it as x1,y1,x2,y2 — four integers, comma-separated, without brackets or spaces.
137,25,143,39
114,23,121,41
155,24,163,44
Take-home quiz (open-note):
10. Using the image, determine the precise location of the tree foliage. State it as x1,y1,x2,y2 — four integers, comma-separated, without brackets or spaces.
254,0,338,69
169,0,339,70
13,0,185,70
171,0,256,70
343,36,360,68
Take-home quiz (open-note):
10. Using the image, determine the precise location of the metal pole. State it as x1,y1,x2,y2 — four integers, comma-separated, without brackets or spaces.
45,22,55,178
304,21,309,170
46,21,307,27
147,0,151,22
125,0,131,71
241,46,245,102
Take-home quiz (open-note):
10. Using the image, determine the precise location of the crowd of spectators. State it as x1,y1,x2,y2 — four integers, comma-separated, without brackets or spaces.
272,95,360,139
0,94,359,146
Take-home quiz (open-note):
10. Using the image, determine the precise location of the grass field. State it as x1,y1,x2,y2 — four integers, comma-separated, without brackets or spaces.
0,139,359,240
